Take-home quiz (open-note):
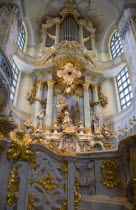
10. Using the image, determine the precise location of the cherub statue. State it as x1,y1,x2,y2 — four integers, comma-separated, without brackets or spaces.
102,124,111,139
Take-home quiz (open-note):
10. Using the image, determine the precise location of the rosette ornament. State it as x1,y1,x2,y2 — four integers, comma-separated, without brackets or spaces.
57,62,81,85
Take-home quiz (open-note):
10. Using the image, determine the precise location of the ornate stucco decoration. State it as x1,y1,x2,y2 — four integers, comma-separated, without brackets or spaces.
41,0,95,33
7,130,36,169
100,160,120,189
0,114,18,139
27,194,34,210
6,165,19,207
61,162,68,179
61,198,68,210
29,173,59,194
26,82,47,106
57,62,81,86
35,40,104,71
74,177,82,209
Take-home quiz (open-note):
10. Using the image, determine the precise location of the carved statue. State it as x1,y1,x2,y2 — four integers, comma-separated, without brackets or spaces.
62,110,76,133
79,142,85,152
56,97,69,114
64,137,75,153
70,101,80,126
36,110,45,131
102,124,111,139
92,112,100,134
24,121,33,134
58,135,80,153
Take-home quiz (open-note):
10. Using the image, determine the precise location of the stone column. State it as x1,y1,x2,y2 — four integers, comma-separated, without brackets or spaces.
91,32,96,51
45,79,55,133
42,28,47,46
79,25,84,46
91,83,103,128
53,94,57,122
34,81,44,125
79,95,84,123
67,162,75,210
83,81,91,133
55,24,60,44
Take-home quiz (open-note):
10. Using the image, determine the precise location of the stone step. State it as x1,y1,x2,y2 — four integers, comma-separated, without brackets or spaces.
79,195,132,210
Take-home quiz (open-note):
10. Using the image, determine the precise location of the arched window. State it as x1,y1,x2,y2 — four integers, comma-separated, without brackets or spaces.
116,66,133,110
110,31,123,58
17,22,26,50
10,61,20,102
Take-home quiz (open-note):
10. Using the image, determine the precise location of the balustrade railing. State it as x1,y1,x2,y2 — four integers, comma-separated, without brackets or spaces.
0,47,13,86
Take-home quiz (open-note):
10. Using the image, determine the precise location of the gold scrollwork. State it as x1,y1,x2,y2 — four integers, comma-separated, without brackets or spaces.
61,162,68,179
60,198,67,210
74,177,82,210
100,160,120,189
37,80,45,89
0,115,18,138
29,173,58,194
45,142,74,155
7,131,37,170
27,194,34,210
90,100,101,107
6,165,19,207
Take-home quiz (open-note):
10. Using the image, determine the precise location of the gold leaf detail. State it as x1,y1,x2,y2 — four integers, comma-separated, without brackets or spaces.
29,173,58,193
74,177,82,210
61,162,68,179
6,165,19,207
27,194,34,210
60,198,67,210
100,160,120,189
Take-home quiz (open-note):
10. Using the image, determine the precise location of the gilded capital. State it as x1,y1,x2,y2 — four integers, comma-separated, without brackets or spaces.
47,79,55,87
91,83,98,93
37,80,45,89
83,81,90,90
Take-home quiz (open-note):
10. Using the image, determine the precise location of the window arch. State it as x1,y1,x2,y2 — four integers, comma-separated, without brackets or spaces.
110,31,123,58
116,66,133,110
10,61,20,102
17,22,26,51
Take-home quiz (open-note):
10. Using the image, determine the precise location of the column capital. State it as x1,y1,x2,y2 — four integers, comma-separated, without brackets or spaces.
46,79,55,87
91,83,98,93
83,81,90,90
37,80,45,90
91,32,95,37
56,22,61,27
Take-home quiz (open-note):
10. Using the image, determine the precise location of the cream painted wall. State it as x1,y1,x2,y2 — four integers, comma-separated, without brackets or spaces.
16,72,33,114
101,78,118,117
98,52,110,62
